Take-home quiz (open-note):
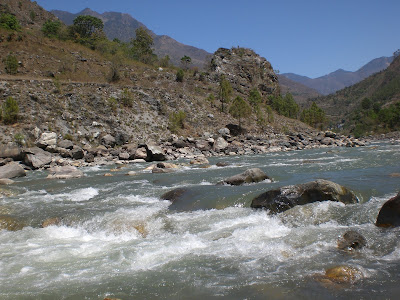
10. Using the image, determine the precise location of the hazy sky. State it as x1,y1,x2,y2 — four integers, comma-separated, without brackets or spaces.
35,0,399,78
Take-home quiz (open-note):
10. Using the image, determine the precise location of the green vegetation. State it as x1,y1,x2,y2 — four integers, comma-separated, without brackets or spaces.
0,13,21,31
176,69,184,82
248,88,262,108
218,75,233,112
2,97,19,124
300,102,326,128
180,55,192,70
130,27,155,64
169,110,186,133
41,20,63,38
229,96,252,128
3,54,18,75
269,93,299,119
121,89,133,107
13,133,25,146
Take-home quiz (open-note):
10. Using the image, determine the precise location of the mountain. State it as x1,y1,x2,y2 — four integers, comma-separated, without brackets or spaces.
281,56,394,95
52,8,211,69
277,74,321,105
309,55,400,134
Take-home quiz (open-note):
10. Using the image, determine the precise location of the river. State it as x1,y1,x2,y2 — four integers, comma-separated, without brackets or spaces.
1,142,400,299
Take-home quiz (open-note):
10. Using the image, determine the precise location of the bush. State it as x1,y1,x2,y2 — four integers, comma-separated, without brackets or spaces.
176,69,184,82
2,96,19,124
121,89,133,107
3,54,18,75
41,20,62,38
14,133,25,146
169,110,186,133
0,13,20,31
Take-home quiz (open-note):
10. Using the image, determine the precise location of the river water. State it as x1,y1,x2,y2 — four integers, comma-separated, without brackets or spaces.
1,142,400,299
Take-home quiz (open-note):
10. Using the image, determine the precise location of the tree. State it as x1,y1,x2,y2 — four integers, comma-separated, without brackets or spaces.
160,55,171,68
229,96,251,128
249,88,262,108
3,54,18,75
218,75,233,112
131,27,155,64
180,55,192,70
71,15,104,39
41,20,62,38
176,69,184,82
284,93,299,118
0,13,20,30
300,101,326,128
2,96,19,124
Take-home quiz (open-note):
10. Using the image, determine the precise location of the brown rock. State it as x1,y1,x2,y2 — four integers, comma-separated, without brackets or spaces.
376,193,400,227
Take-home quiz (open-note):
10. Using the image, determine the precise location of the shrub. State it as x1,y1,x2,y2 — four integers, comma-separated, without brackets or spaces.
3,54,18,75
2,96,19,124
176,69,184,82
169,110,186,133
41,20,62,38
0,13,21,31
14,133,25,146
121,89,133,107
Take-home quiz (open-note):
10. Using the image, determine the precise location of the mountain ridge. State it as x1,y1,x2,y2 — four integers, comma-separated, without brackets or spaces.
282,56,394,95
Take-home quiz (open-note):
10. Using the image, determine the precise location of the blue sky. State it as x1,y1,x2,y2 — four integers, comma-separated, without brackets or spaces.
35,0,399,78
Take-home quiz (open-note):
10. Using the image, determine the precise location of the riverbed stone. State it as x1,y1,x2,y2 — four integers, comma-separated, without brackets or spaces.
47,166,84,179
375,193,400,227
190,156,210,165
0,162,26,179
146,144,166,161
23,147,53,169
222,168,270,185
251,179,359,213
324,265,363,284
0,215,25,231
337,230,367,251
0,178,14,185
213,137,229,152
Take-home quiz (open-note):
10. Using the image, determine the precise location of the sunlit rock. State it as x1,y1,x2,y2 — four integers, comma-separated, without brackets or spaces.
0,162,26,179
251,179,359,213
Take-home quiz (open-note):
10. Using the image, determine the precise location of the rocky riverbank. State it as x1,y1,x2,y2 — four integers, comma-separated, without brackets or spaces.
0,126,372,181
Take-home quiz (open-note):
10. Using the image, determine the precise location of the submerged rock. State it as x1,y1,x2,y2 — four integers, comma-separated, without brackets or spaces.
47,166,84,179
323,265,363,284
0,178,14,185
376,193,400,227
337,230,367,251
0,215,25,231
222,168,271,186
41,217,62,228
251,179,358,213
0,162,26,179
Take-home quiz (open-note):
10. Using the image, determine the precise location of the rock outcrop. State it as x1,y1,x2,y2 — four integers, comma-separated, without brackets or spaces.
251,179,359,213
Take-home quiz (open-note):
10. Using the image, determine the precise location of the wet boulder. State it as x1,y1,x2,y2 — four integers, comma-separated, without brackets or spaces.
322,265,363,284
337,230,367,251
376,193,400,227
47,166,84,179
251,179,359,213
222,168,270,186
0,162,26,179
190,156,210,165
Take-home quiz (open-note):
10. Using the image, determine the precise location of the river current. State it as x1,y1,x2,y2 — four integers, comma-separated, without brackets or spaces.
1,142,400,299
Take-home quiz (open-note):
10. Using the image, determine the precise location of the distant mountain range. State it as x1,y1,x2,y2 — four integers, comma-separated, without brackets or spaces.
281,56,394,95
52,8,211,69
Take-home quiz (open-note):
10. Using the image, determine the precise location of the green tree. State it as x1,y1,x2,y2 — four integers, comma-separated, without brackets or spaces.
159,55,171,68
0,13,20,30
300,101,326,128
218,75,233,112
361,98,372,110
131,27,155,64
176,69,184,82
41,20,62,38
71,15,104,39
169,110,186,133
284,93,299,118
3,54,18,75
249,88,262,108
229,96,251,128
2,96,19,124
180,55,192,70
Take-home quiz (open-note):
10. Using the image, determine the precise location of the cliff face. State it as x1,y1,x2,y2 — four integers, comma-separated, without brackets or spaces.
210,47,280,97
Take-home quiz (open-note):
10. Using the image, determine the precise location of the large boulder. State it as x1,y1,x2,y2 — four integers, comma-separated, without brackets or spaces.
145,144,166,161
222,168,270,185
57,139,74,150
47,166,84,179
36,132,57,149
0,163,26,179
101,134,116,148
134,147,148,160
376,193,400,227
251,179,359,213
23,147,53,169
70,146,84,160
0,146,23,161
213,137,229,152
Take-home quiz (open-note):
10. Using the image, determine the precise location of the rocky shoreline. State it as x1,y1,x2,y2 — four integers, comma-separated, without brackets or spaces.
0,128,375,180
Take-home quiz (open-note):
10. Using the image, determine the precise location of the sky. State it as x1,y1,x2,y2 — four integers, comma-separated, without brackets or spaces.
35,0,400,78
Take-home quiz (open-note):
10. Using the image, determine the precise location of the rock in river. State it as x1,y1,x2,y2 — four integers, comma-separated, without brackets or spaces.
337,230,367,251
47,166,84,179
376,193,400,227
0,162,26,179
251,179,359,213
222,168,271,185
